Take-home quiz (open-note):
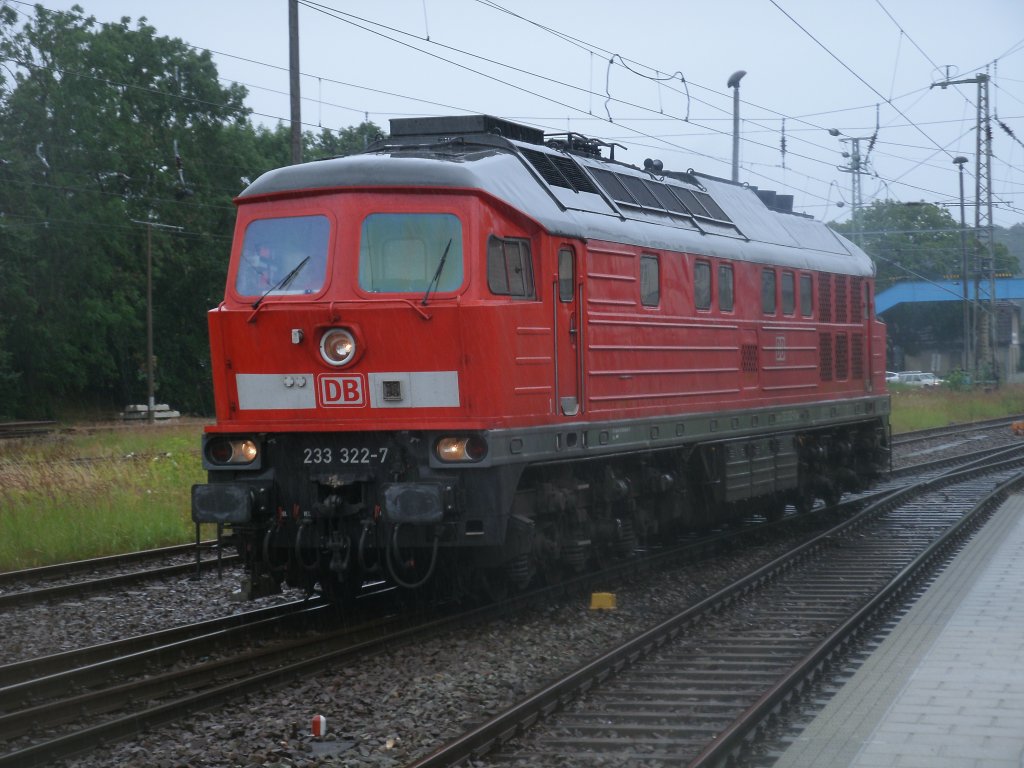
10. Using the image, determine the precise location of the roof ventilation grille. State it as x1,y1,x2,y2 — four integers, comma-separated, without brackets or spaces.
519,147,598,194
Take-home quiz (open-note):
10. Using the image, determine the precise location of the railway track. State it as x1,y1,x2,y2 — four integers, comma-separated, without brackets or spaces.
0,596,323,692
1,423,1020,767
890,418,1021,471
889,415,1019,447
0,421,56,440
0,591,415,768
0,483,871,767
404,444,1024,767
0,542,238,609
0,599,325,743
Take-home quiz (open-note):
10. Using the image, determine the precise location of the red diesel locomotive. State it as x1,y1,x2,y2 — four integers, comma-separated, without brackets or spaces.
192,115,890,602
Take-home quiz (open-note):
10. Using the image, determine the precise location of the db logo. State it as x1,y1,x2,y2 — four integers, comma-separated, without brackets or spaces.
318,374,365,407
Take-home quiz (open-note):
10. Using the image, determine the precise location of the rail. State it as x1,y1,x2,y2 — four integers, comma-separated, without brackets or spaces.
0,421,56,439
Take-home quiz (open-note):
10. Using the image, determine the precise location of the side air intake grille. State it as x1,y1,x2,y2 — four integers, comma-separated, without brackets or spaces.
820,333,833,382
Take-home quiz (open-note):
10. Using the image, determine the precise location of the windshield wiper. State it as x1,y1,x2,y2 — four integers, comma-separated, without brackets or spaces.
421,239,453,307
251,256,310,310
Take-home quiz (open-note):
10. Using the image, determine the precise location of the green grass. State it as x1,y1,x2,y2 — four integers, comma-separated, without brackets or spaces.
0,422,207,571
4,385,1024,571
888,384,1024,433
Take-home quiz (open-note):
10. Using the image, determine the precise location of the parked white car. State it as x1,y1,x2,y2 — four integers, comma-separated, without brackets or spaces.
885,371,899,383
897,371,943,387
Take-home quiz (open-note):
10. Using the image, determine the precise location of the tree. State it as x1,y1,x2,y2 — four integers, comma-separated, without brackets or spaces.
831,200,1015,291
835,201,1018,376
306,121,385,160
0,5,254,415
0,5,391,418
239,120,386,169
995,222,1024,274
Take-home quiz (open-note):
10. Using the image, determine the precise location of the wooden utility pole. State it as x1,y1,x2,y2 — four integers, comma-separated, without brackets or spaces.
130,220,184,422
289,0,302,165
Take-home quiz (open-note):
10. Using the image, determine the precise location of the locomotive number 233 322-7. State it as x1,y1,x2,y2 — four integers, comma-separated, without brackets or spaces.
303,447,389,465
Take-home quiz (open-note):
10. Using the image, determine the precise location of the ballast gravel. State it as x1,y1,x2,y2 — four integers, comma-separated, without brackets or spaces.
10,543,791,768
0,566,298,665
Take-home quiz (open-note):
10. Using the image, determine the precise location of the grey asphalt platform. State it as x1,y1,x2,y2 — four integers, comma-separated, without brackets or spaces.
772,492,1024,768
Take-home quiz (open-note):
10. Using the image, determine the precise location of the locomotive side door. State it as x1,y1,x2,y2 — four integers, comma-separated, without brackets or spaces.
554,245,581,416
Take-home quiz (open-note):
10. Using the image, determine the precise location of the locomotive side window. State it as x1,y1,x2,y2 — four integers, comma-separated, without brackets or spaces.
781,271,795,315
237,215,330,296
558,248,574,302
487,236,535,298
640,254,660,307
800,273,813,316
718,264,734,312
359,213,463,294
695,260,711,311
761,269,777,315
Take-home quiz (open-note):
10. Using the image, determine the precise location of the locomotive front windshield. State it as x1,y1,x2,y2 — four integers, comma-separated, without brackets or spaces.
358,213,463,294
236,215,330,297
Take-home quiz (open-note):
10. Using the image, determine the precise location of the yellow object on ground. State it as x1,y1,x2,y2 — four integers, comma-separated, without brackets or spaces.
590,592,617,610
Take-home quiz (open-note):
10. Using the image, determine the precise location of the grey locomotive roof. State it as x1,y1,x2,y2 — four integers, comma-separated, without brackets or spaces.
240,130,874,278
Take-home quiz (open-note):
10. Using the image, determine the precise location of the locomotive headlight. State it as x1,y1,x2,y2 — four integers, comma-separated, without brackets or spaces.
320,328,357,367
435,436,487,463
205,437,260,466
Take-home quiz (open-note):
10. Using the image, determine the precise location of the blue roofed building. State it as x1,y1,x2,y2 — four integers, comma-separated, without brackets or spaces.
875,278,1023,383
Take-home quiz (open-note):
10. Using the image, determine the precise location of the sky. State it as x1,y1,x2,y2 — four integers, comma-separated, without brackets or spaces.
11,0,1024,227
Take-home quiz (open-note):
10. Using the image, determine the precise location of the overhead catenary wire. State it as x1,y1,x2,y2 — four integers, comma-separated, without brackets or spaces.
7,0,1024,223
306,0,1022,220
292,1,921,203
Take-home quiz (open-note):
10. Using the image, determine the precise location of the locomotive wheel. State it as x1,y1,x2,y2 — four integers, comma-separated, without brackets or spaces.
794,490,816,515
823,485,843,507
319,572,360,609
764,499,786,522
427,554,478,606
476,567,510,603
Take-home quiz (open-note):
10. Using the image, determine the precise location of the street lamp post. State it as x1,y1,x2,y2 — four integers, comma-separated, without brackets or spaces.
953,156,971,372
727,70,746,183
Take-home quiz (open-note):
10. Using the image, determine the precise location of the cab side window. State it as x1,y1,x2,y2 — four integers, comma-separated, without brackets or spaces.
487,236,535,298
